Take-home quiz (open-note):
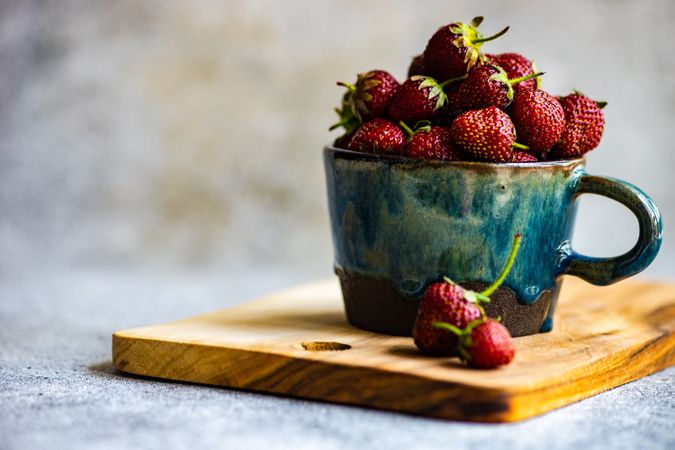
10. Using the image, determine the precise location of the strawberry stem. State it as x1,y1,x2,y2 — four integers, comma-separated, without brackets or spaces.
443,276,456,285
509,72,545,86
464,318,486,334
512,142,529,150
438,74,468,89
433,322,464,336
336,81,356,92
398,121,415,137
480,234,522,297
458,345,472,362
472,26,509,44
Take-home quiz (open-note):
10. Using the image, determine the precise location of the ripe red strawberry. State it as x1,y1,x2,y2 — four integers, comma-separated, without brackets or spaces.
407,54,429,77
458,64,543,111
387,76,449,123
423,17,509,81
487,53,540,91
435,319,515,368
333,131,355,150
511,151,538,162
338,70,400,121
413,281,482,356
414,234,522,357
467,320,515,368
450,107,527,162
400,122,461,161
443,90,465,123
551,93,606,158
510,89,565,153
347,118,406,154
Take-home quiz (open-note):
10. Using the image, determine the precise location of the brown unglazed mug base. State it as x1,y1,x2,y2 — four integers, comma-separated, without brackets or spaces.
336,269,557,337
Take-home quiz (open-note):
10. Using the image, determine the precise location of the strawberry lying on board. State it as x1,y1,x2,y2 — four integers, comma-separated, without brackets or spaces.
414,234,522,368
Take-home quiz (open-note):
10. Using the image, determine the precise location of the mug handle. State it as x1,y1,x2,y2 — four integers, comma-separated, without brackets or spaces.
561,174,662,284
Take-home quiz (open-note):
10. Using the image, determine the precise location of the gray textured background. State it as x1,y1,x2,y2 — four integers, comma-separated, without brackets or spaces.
1,0,674,276
1,1,674,449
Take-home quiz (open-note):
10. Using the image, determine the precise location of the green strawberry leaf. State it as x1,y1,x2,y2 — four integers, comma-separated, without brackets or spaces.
464,290,491,304
416,77,448,111
413,120,432,133
361,78,382,92
471,16,484,27
449,23,465,35
464,290,478,303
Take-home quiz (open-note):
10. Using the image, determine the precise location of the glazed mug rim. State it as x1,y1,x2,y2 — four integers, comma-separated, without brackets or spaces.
324,145,585,168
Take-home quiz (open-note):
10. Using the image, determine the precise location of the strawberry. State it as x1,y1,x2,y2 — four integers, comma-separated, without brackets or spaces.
387,76,450,123
400,122,461,161
338,70,400,121
450,106,528,162
347,118,406,154
443,90,465,123
414,234,522,357
458,64,543,111
333,131,355,150
467,320,515,368
487,53,540,92
413,281,482,356
407,54,429,77
551,92,606,158
510,89,565,153
423,17,509,82
435,319,515,368
511,151,538,162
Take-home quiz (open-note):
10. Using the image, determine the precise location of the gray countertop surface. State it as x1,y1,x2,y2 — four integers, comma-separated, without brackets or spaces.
1,269,674,450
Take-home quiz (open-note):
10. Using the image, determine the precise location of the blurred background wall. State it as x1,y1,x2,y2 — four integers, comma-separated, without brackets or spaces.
1,0,673,279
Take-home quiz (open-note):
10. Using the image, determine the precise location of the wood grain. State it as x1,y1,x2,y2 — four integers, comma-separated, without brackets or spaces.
112,277,675,422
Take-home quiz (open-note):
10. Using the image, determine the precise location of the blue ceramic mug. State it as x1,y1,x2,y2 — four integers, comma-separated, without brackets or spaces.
323,146,662,336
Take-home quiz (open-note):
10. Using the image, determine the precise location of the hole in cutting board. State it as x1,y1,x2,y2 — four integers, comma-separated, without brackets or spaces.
301,341,351,351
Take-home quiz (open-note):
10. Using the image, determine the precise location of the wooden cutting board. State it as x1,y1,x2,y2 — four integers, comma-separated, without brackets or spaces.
112,277,675,422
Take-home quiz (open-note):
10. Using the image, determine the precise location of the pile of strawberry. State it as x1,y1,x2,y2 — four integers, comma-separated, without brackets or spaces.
331,17,606,163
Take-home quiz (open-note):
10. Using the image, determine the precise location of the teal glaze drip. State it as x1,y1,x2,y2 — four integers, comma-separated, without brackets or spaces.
539,316,554,333
324,149,587,305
